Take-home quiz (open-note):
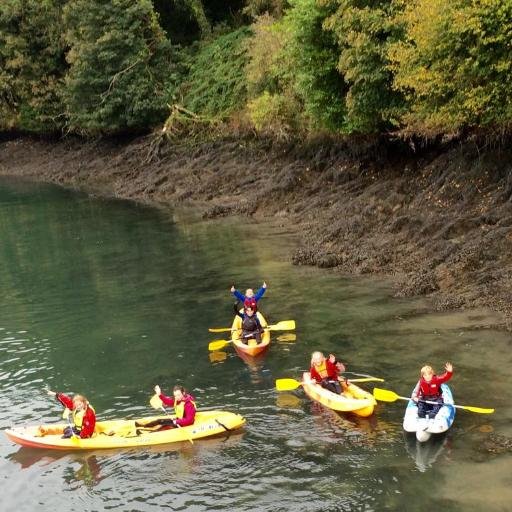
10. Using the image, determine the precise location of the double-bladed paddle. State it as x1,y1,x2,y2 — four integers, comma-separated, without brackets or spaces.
63,410,80,444
43,389,80,443
372,387,495,414
208,337,244,351
275,376,384,392
208,320,296,351
209,320,295,333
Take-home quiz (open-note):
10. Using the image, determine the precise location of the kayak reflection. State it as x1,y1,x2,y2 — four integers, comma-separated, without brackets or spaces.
404,432,452,472
8,429,245,485
308,401,401,446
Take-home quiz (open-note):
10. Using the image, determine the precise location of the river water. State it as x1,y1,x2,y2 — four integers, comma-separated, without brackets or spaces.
0,176,510,512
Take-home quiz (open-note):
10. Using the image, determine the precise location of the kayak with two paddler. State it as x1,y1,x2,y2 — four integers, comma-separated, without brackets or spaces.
208,317,295,357
5,410,245,450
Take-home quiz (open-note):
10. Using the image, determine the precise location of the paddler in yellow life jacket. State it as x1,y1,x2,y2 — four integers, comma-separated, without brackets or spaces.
42,390,96,438
306,351,346,394
135,384,196,433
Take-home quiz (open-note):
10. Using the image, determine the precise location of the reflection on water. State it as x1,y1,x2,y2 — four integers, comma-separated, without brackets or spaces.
276,393,301,409
8,431,245,490
307,400,401,448
276,333,297,342
66,455,104,488
404,433,452,473
209,350,228,364
0,177,511,512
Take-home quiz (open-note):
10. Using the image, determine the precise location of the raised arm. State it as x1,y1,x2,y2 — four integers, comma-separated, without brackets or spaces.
254,282,267,301
437,362,454,384
53,391,73,410
231,285,245,302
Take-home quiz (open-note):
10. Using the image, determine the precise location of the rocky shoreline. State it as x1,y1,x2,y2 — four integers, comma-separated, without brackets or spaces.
1,134,511,328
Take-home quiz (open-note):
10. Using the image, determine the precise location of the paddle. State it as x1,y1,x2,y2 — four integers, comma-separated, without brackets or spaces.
275,377,384,392
292,370,382,380
208,320,295,333
344,371,383,379
63,409,80,444
372,388,495,414
208,332,261,351
44,389,80,443
148,394,194,444
208,338,239,351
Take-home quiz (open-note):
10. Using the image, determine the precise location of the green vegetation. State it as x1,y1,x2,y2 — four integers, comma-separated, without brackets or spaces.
283,0,346,132
389,0,512,134
180,27,251,119
0,0,66,133
1,0,511,138
63,0,173,134
324,0,404,133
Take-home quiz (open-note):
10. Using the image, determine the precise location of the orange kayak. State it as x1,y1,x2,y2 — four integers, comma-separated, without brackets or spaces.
231,312,270,357
5,410,245,450
302,375,376,417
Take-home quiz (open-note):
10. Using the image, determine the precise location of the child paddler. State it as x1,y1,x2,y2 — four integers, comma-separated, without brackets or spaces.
135,385,196,433
235,304,264,344
39,390,96,438
412,362,453,418
306,351,346,394
231,281,267,312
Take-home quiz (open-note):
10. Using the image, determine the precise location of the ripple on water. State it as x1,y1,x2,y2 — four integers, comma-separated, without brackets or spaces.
1,180,511,512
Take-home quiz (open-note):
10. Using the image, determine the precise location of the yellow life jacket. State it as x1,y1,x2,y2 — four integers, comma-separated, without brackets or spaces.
174,397,196,419
62,405,95,429
315,361,329,378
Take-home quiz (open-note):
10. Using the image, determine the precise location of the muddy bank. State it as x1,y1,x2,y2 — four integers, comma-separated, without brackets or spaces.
1,134,511,327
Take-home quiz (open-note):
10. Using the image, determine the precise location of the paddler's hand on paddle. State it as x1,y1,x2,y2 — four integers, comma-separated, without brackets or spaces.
230,285,235,293
328,353,346,372
445,362,453,372
154,385,161,396
262,281,267,288
302,372,314,384
335,361,346,373
338,376,349,385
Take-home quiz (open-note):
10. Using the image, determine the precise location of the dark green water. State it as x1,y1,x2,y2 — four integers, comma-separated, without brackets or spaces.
0,176,510,512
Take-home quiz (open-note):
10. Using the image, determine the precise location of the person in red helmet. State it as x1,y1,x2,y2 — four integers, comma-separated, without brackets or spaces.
243,296,257,310
236,304,264,344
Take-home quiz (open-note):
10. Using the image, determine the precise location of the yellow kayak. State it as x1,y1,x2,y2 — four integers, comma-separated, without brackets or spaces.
231,311,270,357
5,410,245,450
302,378,376,417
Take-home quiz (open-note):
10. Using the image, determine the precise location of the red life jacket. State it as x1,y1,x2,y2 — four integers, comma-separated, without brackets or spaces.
416,371,452,398
244,297,257,311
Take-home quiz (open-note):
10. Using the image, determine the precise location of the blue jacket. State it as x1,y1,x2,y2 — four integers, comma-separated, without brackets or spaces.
232,286,266,303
